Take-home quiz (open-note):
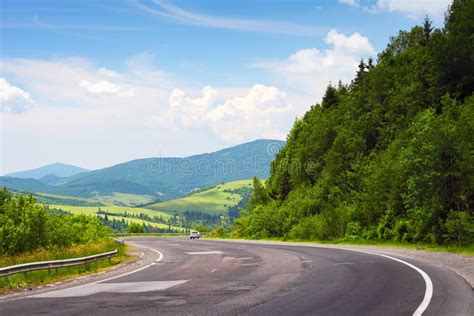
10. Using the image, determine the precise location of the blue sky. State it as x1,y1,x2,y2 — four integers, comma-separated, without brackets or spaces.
0,0,451,174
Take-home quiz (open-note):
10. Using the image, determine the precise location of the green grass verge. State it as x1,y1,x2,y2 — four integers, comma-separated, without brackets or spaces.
146,180,252,215
0,239,130,292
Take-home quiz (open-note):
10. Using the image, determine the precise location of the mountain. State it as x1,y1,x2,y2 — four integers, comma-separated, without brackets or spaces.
0,139,285,201
5,163,89,179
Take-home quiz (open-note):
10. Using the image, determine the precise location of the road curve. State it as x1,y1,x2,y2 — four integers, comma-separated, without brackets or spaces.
0,237,472,315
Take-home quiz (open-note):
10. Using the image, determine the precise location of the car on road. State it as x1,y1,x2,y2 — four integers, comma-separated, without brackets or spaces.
190,231,201,239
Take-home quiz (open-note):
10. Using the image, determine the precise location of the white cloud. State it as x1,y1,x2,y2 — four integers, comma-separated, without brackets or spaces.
167,85,217,126
0,78,34,113
97,67,120,79
338,0,359,6
80,79,119,94
325,29,375,55
154,84,294,142
253,29,375,101
79,79,134,96
371,0,450,20
338,0,451,21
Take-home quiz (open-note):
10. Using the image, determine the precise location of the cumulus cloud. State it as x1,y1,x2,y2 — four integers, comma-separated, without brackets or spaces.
0,78,34,113
0,56,158,109
154,84,293,142
253,29,375,101
79,79,134,96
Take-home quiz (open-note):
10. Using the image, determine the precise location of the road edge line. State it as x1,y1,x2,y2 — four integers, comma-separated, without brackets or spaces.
339,248,433,316
211,239,433,315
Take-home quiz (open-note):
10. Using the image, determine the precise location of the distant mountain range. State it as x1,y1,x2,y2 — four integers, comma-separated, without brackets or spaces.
0,139,285,201
5,162,88,179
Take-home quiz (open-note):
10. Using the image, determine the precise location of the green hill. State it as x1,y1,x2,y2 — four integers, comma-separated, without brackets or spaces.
0,139,283,203
5,162,88,179
236,3,474,246
146,180,253,215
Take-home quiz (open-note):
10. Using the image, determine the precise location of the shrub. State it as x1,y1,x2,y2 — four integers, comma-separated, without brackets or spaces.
443,211,474,246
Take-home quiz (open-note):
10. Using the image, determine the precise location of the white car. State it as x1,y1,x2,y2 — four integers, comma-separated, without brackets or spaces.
190,231,201,239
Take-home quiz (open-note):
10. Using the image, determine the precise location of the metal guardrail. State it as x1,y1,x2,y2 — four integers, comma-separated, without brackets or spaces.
0,249,118,278
111,233,206,236
112,238,125,245
111,232,187,236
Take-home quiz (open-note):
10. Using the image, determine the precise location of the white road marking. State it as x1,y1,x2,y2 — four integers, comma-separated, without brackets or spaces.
31,280,188,298
338,250,433,316
210,268,218,273
235,257,253,260
28,247,165,298
186,251,224,255
212,239,434,316
334,260,380,265
240,263,259,266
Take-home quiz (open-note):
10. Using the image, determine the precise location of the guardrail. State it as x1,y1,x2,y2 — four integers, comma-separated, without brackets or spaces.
111,232,187,236
0,249,118,278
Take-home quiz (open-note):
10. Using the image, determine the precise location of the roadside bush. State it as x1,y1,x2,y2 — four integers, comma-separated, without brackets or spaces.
0,189,112,256
210,227,229,238
288,215,328,240
443,211,474,246
127,222,145,233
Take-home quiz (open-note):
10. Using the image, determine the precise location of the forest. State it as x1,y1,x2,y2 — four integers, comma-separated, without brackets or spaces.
234,0,474,246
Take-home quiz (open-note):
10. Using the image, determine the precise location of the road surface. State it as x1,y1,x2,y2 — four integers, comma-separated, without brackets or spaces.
0,237,472,315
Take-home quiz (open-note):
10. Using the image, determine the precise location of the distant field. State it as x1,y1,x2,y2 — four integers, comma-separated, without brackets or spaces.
146,180,252,215
96,214,183,231
35,192,154,207
95,193,155,206
49,204,172,220
34,192,102,206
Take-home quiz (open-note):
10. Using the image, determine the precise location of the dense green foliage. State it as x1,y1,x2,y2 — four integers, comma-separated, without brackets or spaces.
0,188,111,256
235,1,474,246
0,140,283,202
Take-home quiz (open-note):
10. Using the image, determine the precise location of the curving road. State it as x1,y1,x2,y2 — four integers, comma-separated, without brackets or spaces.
0,237,472,315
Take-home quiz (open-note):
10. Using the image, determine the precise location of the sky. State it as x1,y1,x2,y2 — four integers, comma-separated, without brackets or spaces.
0,0,452,174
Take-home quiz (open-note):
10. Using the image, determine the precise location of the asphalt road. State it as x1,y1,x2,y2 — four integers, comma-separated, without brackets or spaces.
0,237,472,315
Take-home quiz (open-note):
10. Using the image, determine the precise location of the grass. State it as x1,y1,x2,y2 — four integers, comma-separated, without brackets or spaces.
34,192,103,206
49,204,172,220
95,193,155,206
146,180,252,215
0,239,130,292
35,192,155,207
